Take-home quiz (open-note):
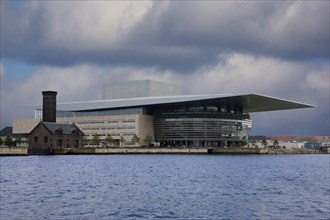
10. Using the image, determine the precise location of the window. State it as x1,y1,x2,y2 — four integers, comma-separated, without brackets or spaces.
44,136,48,143
57,139,63,147
34,136,38,143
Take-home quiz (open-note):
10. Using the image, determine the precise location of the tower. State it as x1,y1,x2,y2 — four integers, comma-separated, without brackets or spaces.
42,91,57,123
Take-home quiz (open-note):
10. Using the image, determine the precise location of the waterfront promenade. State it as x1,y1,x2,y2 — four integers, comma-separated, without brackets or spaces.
0,147,325,156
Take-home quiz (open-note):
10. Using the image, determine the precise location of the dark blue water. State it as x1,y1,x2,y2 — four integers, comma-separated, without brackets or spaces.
1,155,329,219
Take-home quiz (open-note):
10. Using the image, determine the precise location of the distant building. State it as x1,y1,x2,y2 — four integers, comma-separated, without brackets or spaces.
0,127,13,137
249,136,330,149
268,136,330,143
29,122,84,154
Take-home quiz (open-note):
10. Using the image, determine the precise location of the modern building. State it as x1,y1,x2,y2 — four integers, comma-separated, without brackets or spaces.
13,80,315,147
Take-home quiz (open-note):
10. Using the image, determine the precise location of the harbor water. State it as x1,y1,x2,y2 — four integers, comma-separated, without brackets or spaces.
1,155,329,219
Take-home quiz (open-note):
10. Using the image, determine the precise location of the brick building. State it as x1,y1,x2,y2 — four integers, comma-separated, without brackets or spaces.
29,122,84,154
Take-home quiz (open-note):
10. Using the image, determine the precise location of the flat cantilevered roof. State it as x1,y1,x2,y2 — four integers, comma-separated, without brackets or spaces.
51,93,315,113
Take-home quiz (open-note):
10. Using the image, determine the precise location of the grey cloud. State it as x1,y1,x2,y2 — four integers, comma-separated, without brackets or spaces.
1,54,328,135
1,1,329,70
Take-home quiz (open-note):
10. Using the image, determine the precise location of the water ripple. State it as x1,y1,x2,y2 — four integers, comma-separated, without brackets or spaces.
1,155,329,219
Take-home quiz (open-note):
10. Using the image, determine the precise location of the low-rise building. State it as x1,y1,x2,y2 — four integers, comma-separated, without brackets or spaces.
29,122,84,154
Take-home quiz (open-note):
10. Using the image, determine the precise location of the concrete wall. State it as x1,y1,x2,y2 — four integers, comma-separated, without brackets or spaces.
212,147,268,154
13,119,40,134
102,80,181,100
0,147,28,156
53,147,208,154
137,115,154,145
57,114,154,146
57,115,139,142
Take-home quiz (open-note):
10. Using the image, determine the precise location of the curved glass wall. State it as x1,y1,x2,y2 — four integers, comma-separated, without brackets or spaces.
154,104,252,147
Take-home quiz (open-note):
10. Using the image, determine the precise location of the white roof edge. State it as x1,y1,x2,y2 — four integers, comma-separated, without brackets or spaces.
250,93,317,108
33,93,316,112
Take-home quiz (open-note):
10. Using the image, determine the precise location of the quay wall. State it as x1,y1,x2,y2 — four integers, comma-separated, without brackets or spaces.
268,148,320,154
212,147,268,154
0,147,28,156
52,147,323,155
53,147,209,155
1,147,324,156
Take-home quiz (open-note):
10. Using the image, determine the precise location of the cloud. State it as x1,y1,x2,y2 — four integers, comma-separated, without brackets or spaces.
0,1,328,135
1,1,329,70
1,53,328,135
0,63,5,77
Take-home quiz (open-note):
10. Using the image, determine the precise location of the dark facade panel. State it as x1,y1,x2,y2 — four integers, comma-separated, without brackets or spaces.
42,91,57,123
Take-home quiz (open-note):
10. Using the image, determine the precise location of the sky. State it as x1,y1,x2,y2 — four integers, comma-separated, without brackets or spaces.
0,0,329,136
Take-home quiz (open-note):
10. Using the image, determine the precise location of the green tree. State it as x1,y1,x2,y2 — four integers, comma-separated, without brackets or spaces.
250,140,257,147
261,139,268,148
158,135,167,146
92,134,101,146
131,134,140,147
273,140,279,148
0,138,3,146
105,134,114,147
4,136,14,147
144,134,153,147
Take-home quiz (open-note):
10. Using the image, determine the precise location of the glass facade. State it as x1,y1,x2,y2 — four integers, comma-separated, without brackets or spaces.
154,104,251,147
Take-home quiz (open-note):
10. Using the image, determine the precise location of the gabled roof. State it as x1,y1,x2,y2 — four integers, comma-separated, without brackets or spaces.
42,122,81,135
0,127,13,136
30,122,83,135
48,93,315,113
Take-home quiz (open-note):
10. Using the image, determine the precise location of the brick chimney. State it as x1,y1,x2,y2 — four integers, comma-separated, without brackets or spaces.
42,91,57,122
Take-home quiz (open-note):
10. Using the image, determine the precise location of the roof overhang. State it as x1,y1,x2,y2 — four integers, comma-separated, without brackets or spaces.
49,93,315,113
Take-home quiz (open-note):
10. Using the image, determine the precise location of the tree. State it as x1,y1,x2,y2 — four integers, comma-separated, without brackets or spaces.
4,136,14,147
120,136,125,147
144,134,153,147
105,134,114,147
158,135,167,147
131,134,140,147
273,140,279,148
92,134,101,146
0,138,3,146
261,139,268,148
250,140,257,147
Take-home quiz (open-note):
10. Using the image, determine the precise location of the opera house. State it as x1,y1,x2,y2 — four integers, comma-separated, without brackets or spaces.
13,80,314,147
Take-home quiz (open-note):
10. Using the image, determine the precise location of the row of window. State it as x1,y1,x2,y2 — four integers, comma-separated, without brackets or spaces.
93,133,135,137
33,136,80,147
156,104,243,114
35,108,145,119
81,126,135,131
76,119,135,124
